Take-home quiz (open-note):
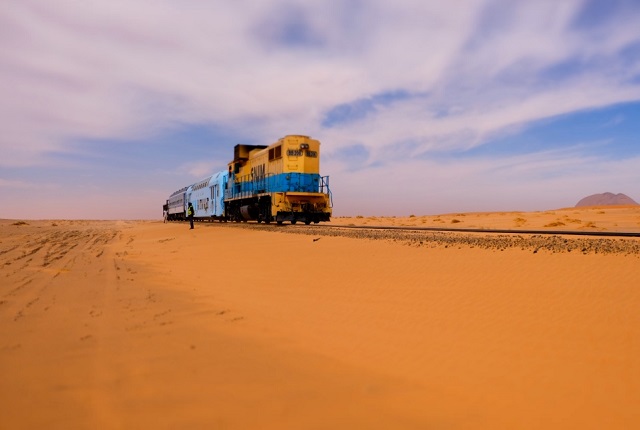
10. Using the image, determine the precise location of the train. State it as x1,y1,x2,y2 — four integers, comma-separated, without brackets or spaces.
163,135,333,225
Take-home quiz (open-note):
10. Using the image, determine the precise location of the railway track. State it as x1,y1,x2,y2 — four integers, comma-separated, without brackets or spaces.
206,220,640,255
319,223,640,238
199,219,640,238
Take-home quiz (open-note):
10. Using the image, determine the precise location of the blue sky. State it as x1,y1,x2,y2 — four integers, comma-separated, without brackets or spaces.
1,0,639,219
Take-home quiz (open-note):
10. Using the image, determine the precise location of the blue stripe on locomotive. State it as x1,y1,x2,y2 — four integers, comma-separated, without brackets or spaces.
233,172,321,196
270,172,320,192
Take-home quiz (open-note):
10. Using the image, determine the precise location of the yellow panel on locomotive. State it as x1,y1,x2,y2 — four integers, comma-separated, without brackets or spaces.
225,135,332,224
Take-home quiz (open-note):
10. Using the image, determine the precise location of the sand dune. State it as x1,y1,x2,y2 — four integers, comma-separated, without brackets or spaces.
1,211,639,429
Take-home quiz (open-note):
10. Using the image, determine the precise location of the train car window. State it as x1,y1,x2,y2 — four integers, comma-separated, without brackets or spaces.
269,148,275,160
275,145,281,158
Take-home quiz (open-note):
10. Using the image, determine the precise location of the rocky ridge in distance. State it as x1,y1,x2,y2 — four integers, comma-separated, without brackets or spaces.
576,192,638,207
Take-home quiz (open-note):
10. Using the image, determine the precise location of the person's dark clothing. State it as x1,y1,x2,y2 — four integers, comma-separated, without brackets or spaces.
188,204,194,229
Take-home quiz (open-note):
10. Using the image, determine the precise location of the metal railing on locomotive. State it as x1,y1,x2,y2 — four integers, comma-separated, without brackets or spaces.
224,172,332,206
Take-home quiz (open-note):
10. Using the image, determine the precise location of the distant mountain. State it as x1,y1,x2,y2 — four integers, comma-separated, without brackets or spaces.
576,192,639,207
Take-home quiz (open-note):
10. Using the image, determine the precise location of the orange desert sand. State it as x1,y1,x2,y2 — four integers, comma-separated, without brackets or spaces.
2,206,639,429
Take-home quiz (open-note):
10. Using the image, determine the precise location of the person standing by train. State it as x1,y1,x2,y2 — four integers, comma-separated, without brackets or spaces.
187,202,195,229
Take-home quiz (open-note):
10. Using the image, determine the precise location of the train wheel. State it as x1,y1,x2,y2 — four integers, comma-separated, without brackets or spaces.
305,219,311,225
259,197,271,225
291,219,297,225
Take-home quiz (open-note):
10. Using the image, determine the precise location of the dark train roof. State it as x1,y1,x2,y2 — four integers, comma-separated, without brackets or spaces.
170,186,189,197
234,144,268,161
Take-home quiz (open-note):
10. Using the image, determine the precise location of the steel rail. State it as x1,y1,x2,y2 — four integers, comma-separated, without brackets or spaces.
317,224,640,238
189,219,640,238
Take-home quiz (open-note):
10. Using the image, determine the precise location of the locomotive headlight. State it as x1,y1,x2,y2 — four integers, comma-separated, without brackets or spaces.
300,143,309,150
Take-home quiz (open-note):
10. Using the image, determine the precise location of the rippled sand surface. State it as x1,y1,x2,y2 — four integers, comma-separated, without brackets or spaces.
1,213,639,429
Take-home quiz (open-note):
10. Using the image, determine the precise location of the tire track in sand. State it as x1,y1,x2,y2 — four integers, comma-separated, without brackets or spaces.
1,223,122,332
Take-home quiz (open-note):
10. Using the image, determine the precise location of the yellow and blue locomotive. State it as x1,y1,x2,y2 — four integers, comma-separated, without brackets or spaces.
163,135,332,225
224,135,332,224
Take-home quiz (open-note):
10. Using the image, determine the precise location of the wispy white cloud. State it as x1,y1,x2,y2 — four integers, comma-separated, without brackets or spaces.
0,177,59,190
3,1,639,161
179,160,222,180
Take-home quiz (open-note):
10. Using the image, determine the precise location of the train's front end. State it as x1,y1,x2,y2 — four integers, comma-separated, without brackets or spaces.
225,135,332,224
267,135,332,224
